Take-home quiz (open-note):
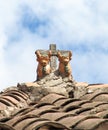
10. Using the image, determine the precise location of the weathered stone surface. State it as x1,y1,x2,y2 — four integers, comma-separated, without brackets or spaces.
7,76,108,102
87,84,108,93
74,82,88,98
50,44,57,71
17,71,75,101
17,83,49,102
45,86,68,97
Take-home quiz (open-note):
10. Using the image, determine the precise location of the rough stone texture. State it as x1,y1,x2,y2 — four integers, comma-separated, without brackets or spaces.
74,82,88,98
17,83,49,102
87,84,108,93
49,44,57,71
17,73,108,101
17,71,75,101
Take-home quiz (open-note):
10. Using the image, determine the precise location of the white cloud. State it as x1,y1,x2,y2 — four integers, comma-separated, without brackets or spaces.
0,0,108,91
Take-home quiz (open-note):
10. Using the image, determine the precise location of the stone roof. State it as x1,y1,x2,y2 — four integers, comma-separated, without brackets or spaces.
0,72,108,130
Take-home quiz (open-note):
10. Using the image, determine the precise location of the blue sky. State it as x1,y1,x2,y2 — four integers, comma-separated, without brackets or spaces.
0,0,108,91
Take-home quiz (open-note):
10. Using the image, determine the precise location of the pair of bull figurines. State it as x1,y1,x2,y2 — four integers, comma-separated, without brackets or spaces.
35,50,72,80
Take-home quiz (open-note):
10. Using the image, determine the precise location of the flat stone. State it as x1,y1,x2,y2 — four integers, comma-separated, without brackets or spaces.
87,84,108,93
74,82,88,99
45,86,68,97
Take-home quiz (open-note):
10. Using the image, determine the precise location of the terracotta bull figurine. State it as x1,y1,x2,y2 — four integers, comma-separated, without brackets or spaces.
35,50,52,80
57,51,72,80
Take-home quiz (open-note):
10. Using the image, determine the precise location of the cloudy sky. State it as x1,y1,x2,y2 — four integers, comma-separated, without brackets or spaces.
0,0,108,91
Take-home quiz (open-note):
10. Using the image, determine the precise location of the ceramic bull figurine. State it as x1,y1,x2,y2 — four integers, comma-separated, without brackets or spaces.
35,50,52,80
57,51,72,80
